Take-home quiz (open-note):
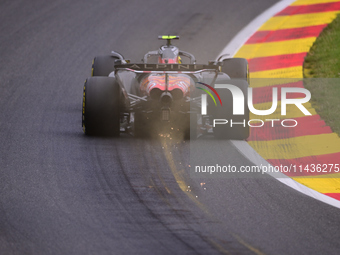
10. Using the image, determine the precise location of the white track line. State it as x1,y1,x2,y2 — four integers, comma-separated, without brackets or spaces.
231,141,340,209
218,0,297,58
218,0,340,209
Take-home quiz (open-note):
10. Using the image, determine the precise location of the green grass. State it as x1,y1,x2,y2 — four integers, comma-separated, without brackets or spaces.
303,14,340,135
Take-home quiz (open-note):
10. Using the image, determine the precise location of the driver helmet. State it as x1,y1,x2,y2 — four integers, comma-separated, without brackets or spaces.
158,45,181,64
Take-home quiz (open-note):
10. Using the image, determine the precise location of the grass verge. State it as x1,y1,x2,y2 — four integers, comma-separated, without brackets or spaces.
303,14,340,135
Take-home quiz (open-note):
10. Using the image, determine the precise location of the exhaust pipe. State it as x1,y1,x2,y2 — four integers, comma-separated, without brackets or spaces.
170,88,183,100
160,91,173,106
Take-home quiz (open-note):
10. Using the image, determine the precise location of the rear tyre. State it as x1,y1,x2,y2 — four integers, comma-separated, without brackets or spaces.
211,80,249,140
222,58,249,82
92,55,119,76
82,77,121,136
184,113,197,140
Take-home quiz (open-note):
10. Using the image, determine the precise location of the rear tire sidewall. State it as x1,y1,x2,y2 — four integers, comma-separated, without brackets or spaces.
92,55,118,77
184,113,197,140
83,77,121,136
222,58,249,83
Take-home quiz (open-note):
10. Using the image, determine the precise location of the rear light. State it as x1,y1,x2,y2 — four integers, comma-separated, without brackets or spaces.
161,108,170,121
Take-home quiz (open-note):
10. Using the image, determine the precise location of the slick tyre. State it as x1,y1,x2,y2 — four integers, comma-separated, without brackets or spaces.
92,55,118,76
211,80,249,140
184,113,197,140
82,77,121,136
222,58,249,82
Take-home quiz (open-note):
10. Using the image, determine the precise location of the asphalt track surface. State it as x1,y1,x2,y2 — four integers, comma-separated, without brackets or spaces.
1,0,340,254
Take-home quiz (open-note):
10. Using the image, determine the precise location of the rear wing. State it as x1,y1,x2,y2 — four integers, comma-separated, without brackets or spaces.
114,63,221,74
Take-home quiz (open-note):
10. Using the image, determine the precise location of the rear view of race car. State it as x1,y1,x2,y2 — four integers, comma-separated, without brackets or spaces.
82,35,250,140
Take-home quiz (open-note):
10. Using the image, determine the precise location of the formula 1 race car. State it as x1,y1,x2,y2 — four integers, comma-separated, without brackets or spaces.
82,35,249,139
